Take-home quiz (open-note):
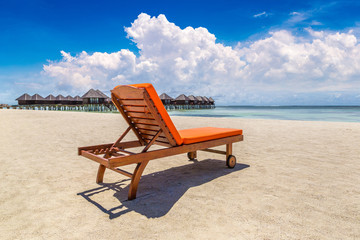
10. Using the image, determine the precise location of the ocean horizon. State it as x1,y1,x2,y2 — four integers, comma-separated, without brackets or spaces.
3,105,360,123
168,106,360,123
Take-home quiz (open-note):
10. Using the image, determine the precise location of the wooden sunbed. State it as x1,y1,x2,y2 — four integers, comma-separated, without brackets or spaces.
78,83,244,200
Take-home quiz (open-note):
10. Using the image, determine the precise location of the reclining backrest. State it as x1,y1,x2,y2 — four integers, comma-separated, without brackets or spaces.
111,83,183,146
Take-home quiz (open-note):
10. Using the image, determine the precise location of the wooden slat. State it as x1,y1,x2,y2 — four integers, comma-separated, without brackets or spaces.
131,118,159,126
143,135,168,141
119,98,143,100
116,141,143,149
138,137,170,146
109,135,244,168
141,133,156,138
141,132,167,138
137,128,159,135
144,136,169,143
123,105,149,112
138,130,168,139
126,111,155,119
120,99,146,106
134,124,160,131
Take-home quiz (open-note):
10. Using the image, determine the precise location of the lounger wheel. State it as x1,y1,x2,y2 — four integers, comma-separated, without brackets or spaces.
187,152,196,160
226,155,236,168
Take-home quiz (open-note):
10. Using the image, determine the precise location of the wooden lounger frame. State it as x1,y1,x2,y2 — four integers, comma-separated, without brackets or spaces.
78,86,243,200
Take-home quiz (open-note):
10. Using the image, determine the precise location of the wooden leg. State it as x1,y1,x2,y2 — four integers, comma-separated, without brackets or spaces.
96,164,106,183
128,160,149,200
226,143,232,159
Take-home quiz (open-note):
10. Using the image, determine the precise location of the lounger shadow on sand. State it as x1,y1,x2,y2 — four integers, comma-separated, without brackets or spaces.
78,159,249,219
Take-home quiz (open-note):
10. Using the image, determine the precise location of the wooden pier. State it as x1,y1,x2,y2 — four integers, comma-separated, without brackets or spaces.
8,104,117,112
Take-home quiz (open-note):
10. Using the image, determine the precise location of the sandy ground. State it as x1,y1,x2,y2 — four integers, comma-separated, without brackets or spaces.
0,109,359,239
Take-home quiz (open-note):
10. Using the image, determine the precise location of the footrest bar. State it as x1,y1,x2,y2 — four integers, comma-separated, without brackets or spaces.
109,167,133,178
200,148,226,155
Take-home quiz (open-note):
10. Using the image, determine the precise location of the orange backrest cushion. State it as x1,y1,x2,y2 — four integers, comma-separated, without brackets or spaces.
122,83,183,145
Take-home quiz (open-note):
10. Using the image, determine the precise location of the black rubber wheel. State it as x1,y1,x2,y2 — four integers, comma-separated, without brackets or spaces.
187,152,195,160
226,155,236,168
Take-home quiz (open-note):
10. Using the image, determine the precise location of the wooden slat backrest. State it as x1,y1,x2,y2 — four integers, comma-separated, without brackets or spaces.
111,86,177,147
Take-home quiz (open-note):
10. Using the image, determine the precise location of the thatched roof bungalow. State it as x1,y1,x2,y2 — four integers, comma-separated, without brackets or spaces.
95,90,109,98
95,90,111,103
202,96,210,105
82,89,108,104
30,94,46,104
187,95,197,105
208,97,215,105
16,93,32,105
196,96,205,105
55,95,66,104
159,93,174,105
65,95,78,105
31,94,45,100
73,96,83,105
175,94,190,105
45,94,56,104
65,95,74,101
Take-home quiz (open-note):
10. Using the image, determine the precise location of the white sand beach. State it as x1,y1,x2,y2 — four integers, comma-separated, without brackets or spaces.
0,109,359,239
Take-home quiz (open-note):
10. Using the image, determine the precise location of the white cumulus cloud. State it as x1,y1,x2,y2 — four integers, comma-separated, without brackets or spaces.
253,11,268,18
43,13,360,105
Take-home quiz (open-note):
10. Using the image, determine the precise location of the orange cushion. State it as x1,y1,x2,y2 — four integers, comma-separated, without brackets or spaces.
129,83,183,145
178,127,243,145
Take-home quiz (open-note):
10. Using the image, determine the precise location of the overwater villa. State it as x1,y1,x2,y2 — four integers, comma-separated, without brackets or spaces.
15,89,115,112
15,89,215,111
159,93,174,105
162,93,215,110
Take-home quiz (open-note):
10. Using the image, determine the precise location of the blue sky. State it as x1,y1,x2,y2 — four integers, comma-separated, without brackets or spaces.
1,0,360,105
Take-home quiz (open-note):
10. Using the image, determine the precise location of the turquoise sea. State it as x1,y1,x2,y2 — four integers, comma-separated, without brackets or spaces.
168,106,360,123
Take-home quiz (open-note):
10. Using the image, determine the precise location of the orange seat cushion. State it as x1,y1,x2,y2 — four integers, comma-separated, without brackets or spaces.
178,127,243,145
129,83,183,145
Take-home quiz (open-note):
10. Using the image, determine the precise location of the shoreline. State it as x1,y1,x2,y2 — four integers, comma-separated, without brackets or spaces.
2,108,360,124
